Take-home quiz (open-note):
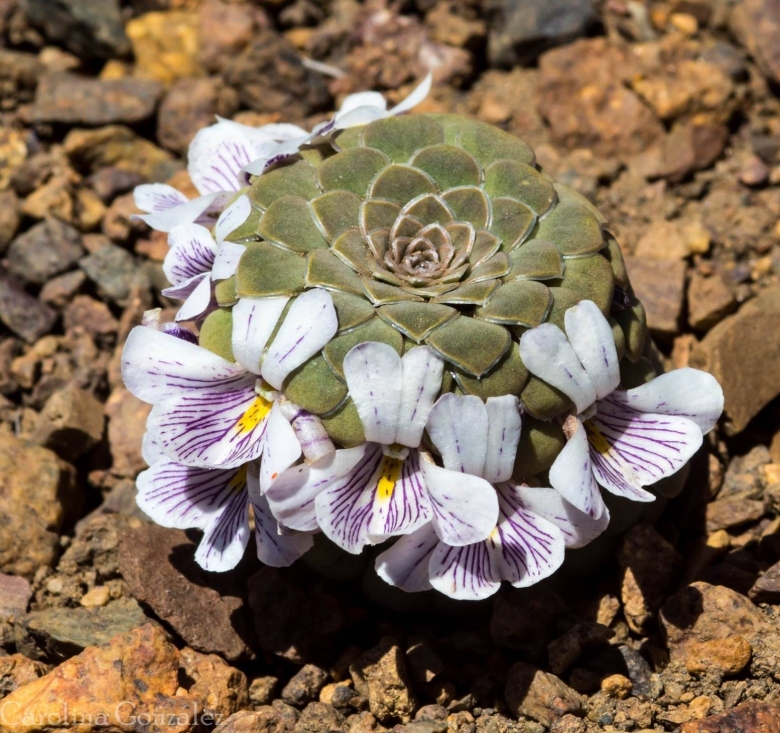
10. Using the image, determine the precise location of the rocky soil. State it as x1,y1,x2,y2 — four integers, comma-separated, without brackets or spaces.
2,0,780,731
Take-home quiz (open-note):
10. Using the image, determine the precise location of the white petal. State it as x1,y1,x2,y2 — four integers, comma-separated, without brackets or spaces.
134,183,187,213
425,393,488,476
429,542,501,601
420,455,499,546
194,488,250,572
265,445,368,531
564,300,620,401
188,122,252,195
136,193,221,233
243,134,313,176
548,416,607,519
121,326,246,404
164,224,217,285
338,91,387,115
333,106,388,130
163,273,206,302
375,524,438,593
484,395,522,484
395,346,444,448
215,195,252,244
519,323,597,414
261,289,338,390
343,341,403,445
175,275,214,322
513,485,609,549
141,431,164,466
389,73,433,115
212,242,246,280
280,401,335,462
213,118,308,147
259,402,302,494
232,297,289,375
610,368,723,434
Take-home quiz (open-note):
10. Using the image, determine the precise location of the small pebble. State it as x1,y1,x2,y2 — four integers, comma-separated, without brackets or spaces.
80,585,110,608
601,674,632,699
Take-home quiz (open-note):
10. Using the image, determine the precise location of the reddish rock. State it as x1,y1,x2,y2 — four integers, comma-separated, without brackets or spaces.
624,256,687,338
505,661,584,727
104,387,151,479
688,272,737,331
680,701,780,733
730,0,780,85
0,572,31,620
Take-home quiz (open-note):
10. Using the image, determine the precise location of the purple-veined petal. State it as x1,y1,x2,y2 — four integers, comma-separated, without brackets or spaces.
513,485,609,549
159,322,199,344
338,91,387,116
367,449,433,542
141,431,164,466
243,134,313,176
188,122,253,195
164,224,217,285
519,323,597,414
343,341,403,445
429,541,501,601
375,524,438,593
587,396,702,501
134,183,187,213
314,443,384,554
389,73,433,115
609,368,723,434
161,272,206,302
548,416,606,519
564,300,620,401
265,445,368,531
425,393,488,476
136,192,222,233
419,454,499,546
259,402,302,494
212,242,246,281
261,288,338,390
213,118,308,147
232,296,289,375
484,395,522,484
395,346,443,449
278,399,334,462
333,105,388,130
194,486,250,572
215,195,252,244
175,275,214,322
122,326,247,405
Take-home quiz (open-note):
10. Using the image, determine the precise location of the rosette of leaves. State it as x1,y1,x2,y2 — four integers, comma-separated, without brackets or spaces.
203,114,651,476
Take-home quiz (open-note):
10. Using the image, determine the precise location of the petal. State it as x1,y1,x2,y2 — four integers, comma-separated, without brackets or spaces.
564,300,620,401
194,487,250,572
333,106,388,130
519,323,597,414
425,393,488,476
429,541,501,601
141,431,164,466
134,183,187,213
188,122,252,194
548,416,607,519
395,346,444,448
389,73,433,115
261,289,339,390
484,395,522,484
164,224,217,285
375,524,438,593
315,443,384,553
121,326,246,404
265,445,368,531
280,401,335,462
136,193,221,233
259,402,302,494
512,485,609,549
587,396,702,501
175,275,214,322
215,195,252,244
136,459,247,530
243,134,312,176
147,386,271,469
161,273,206,301
490,482,565,587
212,242,247,280
214,118,308,147
338,91,387,115
420,455,499,546
232,296,289,375
368,450,433,542
343,341,403,445
610,368,723,434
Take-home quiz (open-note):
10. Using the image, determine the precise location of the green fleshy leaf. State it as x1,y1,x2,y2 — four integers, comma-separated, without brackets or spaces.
377,301,457,342
490,197,536,251
236,242,306,297
441,186,490,228
544,286,582,330
431,279,499,306
401,194,454,226
362,277,424,305
426,315,511,377
505,239,564,281
321,399,365,447
466,251,510,283
468,230,501,268
306,249,364,295
534,203,604,258
556,254,614,315
330,291,375,333
249,160,319,210
453,343,529,399
513,417,566,477
620,355,657,389
610,316,626,361
410,144,482,189
310,191,362,243
520,375,573,421
553,182,607,224
603,230,630,289
444,222,476,257
215,276,237,307
299,147,326,166
331,127,363,151
317,147,390,196
475,279,552,326
283,354,348,415
484,160,556,217
223,207,261,243
332,227,374,274
360,200,401,234
399,281,459,299
361,115,444,163
614,300,647,363
257,196,329,253
369,164,438,202
199,308,234,362
323,316,403,379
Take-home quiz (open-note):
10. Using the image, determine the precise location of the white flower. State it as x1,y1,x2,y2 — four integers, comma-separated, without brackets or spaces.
519,300,724,519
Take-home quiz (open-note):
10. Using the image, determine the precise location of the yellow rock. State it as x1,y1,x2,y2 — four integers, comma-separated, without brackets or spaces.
0,127,27,191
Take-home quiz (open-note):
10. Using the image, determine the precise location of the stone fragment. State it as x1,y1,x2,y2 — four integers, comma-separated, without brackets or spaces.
679,701,780,733
547,623,614,675
20,172,75,223
63,295,118,340
198,0,261,74
504,661,584,727
104,387,150,479
0,654,49,699
32,73,163,126
249,676,278,707
102,192,148,243
282,665,329,707
624,256,686,338
0,127,27,192
0,272,56,343
652,122,730,182
0,573,31,620
180,647,250,721
31,385,104,460
690,287,780,434
730,0,780,85
0,190,20,253
688,272,737,331
405,641,444,684
7,217,83,285
39,270,86,308
683,636,752,676
215,709,295,733
0,50,41,106
600,674,632,699
748,561,780,604
295,702,346,733
87,168,145,204
80,586,110,608
705,498,765,532
79,243,150,306
319,681,354,708
118,524,252,661
635,220,690,260
350,638,416,723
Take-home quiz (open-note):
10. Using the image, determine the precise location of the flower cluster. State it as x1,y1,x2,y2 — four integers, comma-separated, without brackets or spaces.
122,80,724,600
